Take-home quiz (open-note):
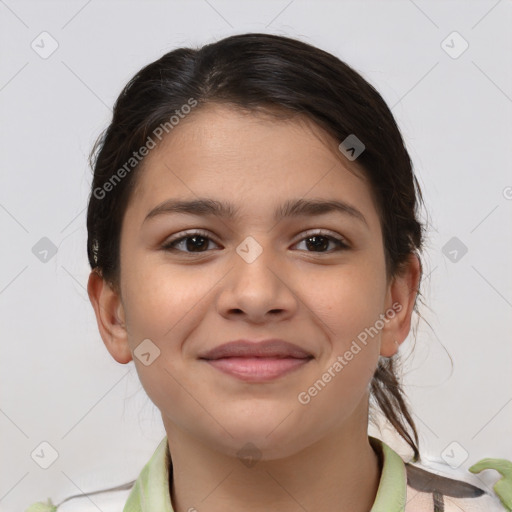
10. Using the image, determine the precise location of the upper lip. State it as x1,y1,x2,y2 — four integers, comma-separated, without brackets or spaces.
199,339,313,360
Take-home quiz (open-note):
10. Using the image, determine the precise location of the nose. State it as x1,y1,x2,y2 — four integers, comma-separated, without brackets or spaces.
216,238,299,324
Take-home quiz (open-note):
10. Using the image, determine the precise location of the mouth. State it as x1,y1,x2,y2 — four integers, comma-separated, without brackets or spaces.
204,356,312,382
198,339,313,382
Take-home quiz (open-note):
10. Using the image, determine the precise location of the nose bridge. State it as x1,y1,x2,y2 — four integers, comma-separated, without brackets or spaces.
217,234,296,320
233,234,281,288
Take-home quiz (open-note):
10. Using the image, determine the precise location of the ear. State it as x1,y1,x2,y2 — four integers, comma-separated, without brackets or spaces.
380,253,422,358
87,269,133,364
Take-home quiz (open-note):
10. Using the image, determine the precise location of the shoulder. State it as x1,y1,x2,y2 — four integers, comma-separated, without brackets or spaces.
26,484,135,512
59,488,133,512
404,459,509,512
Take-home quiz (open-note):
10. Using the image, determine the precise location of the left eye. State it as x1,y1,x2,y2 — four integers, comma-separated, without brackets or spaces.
295,233,348,252
161,230,349,254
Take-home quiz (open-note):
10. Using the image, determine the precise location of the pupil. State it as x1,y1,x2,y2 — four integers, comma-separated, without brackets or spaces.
186,236,208,251
306,236,328,251
184,235,329,252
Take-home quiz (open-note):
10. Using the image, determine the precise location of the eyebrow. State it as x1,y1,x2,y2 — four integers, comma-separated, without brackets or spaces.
143,197,368,226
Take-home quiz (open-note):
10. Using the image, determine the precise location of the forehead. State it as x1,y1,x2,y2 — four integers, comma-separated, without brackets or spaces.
125,103,379,229
156,103,359,170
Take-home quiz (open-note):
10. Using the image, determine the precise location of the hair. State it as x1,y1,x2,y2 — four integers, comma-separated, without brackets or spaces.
87,33,426,462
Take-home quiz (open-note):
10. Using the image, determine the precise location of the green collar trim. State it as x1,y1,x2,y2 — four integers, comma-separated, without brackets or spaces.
123,437,173,512
369,436,407,512
123,436,407,512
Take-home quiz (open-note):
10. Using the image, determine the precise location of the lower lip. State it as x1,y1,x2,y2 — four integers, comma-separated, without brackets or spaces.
203,357,311,382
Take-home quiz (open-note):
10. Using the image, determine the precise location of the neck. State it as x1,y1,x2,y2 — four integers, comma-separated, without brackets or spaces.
163,409,381,512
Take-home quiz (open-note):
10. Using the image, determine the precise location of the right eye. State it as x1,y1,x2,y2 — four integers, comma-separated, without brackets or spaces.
161,230,221,254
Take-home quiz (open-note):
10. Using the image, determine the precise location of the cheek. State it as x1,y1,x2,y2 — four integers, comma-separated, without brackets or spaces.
120,261,224,400
122,260,213,342
296,266,385,423
305,260,387,343
120,263,212,421
299,261,385,403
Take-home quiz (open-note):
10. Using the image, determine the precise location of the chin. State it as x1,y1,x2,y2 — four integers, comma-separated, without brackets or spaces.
210,431,306,462
201,414,313,462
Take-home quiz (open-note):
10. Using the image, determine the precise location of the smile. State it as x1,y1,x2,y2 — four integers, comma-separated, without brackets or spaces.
203,356,312,382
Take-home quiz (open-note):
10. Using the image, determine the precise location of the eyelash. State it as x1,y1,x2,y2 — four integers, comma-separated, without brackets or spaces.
161,229,350,254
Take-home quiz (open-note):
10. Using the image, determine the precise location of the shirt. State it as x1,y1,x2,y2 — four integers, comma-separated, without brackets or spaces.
26,436,512,512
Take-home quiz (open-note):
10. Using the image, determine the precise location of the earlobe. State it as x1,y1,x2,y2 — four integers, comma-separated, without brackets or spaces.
380,253,421,358
87,270,133,364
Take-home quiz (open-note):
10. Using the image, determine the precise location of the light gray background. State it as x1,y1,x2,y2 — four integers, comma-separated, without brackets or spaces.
1,1,511,510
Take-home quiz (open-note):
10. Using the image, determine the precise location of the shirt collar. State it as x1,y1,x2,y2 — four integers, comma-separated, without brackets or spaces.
369,436,407,511
123,435,407,512
123,437,173,512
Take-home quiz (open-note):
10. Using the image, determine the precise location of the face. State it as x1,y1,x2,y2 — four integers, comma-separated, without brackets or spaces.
96,104,411,460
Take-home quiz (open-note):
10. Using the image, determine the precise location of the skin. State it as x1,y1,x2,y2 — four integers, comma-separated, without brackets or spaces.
88,103,421,512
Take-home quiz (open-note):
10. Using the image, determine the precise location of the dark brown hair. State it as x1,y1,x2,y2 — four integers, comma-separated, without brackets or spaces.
87,33,425,462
